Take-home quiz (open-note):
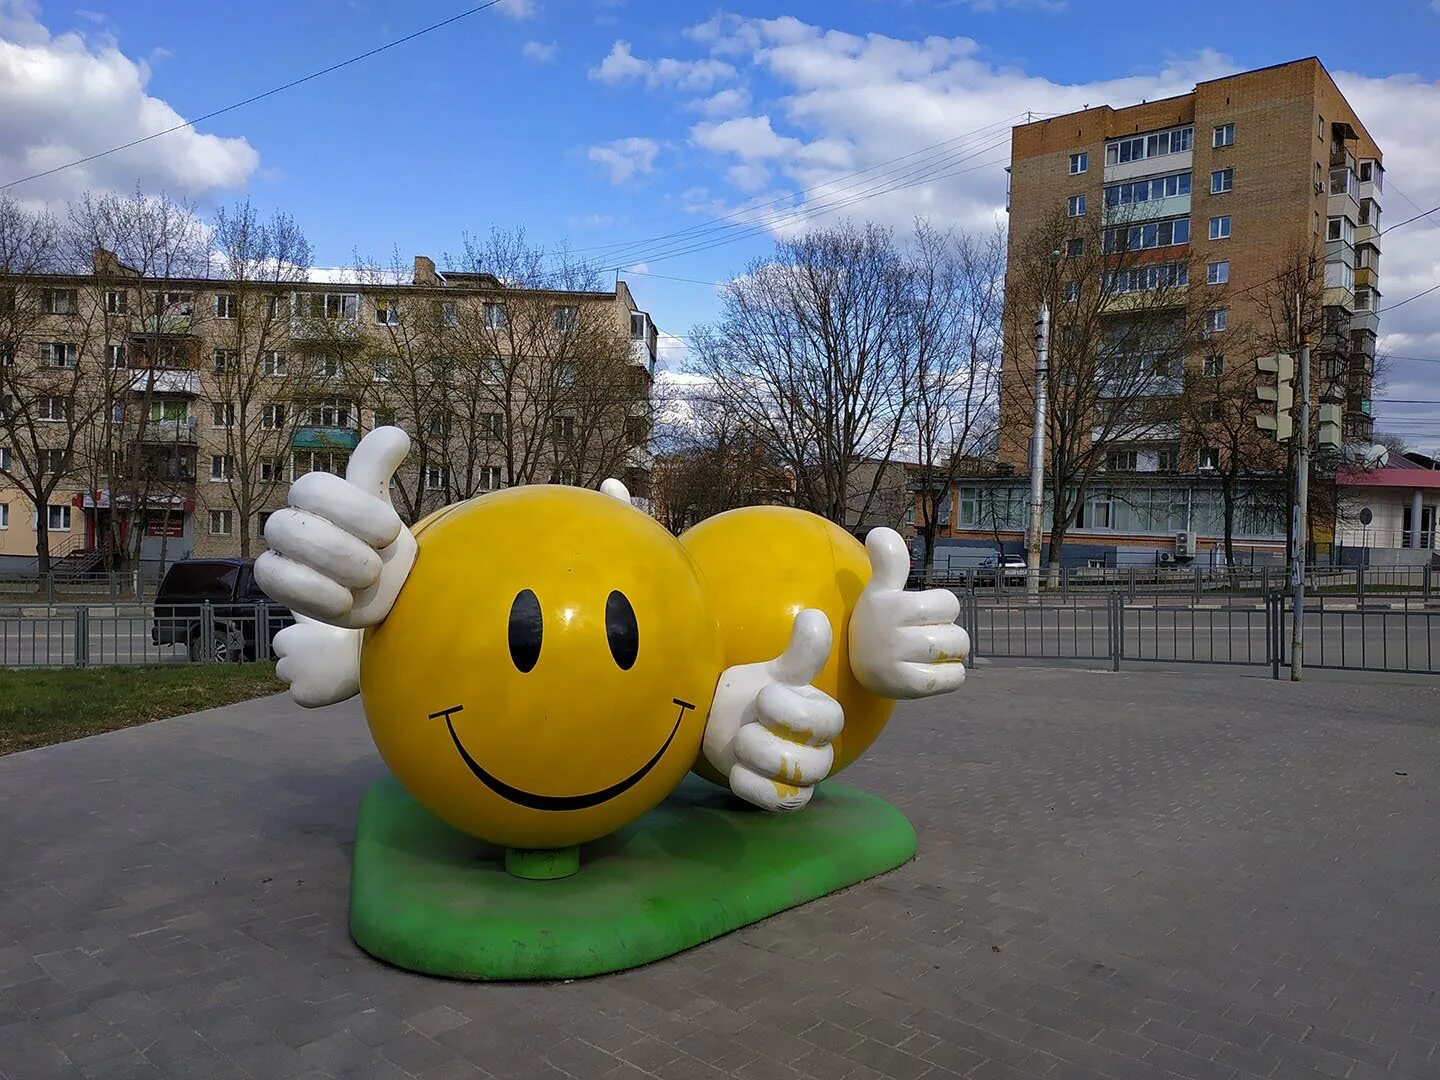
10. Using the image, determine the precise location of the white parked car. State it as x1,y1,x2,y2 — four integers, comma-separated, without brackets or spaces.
968,553,1029,586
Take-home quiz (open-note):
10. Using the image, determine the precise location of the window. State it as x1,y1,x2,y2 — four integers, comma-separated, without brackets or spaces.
482,356,505,383
440,300,458,327
425,465,448,491
261,351,287,377
46,504,71,531
257,511,272,536
549,468,576,486
1205,308,1228,334
322,293,357,320
1198,447,1219,470
1212,123,1235,148
1103,216,1189,253
104,290,127,315
630,312,647,338
212,349,234,374
373,408,395,428
1104,262,1187,294
215,294,236,319
259,457,284,482
484,303,507,330
1156,448,1179,473
1081,491,1112,529
481,465,502,491
104,343,127,369
312,355,343,379
1107,450,1138,472
266,295,282,318
1355,287,1372,312
212,403,235,428
1317,114,1325,140
292,451,348,476
0,503,7,528
1314,210,1321,236
372,358,392,382
375,299,399,325
210,454,234,481
1209,216,1231,240
0,345,10,365
1203,354,1225,377
1103,171,1190,208
1062,281,1080,303
1069,151,1088,174
41,289,77,315
1067,195,1086,217
481,412,502,438
0,447,8,470
41,342,77,368
426,415,450,438
1326,217,1354,244
261,404,286,430
209,510,233,535
150,400,187,422
553,361,577,387
553,305,578,331
1206,260,1229,286
1065,238,1084,258
162,291,194,316
1199,401,1220,423
1105,125,1193,166
40,448,67,474
1210,168,1233,194
38,396,69,421
308,397,352,428
554,415,575,440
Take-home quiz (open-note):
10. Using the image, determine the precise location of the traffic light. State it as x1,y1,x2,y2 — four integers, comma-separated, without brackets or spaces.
1317,403,1342,450
1255,353,1295,441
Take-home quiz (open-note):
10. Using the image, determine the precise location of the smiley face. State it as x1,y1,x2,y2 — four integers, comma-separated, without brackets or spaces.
359,486,724,850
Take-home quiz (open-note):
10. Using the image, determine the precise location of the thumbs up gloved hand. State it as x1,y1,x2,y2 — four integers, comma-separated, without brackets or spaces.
702,609,844,813
254,427,416,707
850,527,970,699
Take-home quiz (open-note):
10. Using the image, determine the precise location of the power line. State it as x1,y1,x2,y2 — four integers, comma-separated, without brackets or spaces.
0,1,507,192
579,113,1028,263
1378,280,1440,314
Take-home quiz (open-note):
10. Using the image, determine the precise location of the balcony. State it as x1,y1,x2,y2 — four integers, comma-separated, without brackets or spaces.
129,314,196,337
1355,265,1377,291
290,316,361,341
1356,217,1381,250
129,369,199,396
628,339,656,375
290,426,360,451
1101,194,1190,227
1103,150,1191,185
129,417,199,445
1350,309,1379,335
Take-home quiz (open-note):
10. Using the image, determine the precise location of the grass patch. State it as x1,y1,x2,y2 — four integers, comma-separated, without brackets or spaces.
0,663,286,756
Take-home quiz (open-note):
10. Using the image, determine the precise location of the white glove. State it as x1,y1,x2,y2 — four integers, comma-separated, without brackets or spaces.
702,609,845,813
254,426,416,630
849,528,969,699
273,614,363,707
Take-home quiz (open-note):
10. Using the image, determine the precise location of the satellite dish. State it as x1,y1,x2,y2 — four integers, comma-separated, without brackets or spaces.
1364,444,1390,468
1359,507,1373,526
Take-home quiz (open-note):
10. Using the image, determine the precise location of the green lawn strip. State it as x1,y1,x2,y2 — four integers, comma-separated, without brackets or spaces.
0,664,285,755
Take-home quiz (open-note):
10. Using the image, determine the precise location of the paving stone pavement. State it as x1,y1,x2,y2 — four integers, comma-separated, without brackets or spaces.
1,663,1438,1079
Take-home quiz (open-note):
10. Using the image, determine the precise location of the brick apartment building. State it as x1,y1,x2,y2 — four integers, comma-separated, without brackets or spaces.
927,57,1383,571
0,251,659,575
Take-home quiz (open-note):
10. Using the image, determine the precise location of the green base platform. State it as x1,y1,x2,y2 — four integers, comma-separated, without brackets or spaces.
349,774,917,980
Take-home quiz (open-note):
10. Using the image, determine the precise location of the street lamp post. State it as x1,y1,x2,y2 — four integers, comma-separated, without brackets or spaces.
1026,304,1050,597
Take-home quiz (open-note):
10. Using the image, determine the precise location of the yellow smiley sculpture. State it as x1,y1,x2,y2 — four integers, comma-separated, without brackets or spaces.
257,428,969,856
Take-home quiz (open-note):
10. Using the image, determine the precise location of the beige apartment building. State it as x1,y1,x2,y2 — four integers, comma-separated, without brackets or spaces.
929,57,1383,571
0,251,659,575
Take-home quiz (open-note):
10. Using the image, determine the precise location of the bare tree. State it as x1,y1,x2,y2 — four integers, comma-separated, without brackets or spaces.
444,229,643,495
1003,206,1216,579
201,200,315,555
906,220,1004,576
67,188,208,569
691,221,912,526
0,196,91,575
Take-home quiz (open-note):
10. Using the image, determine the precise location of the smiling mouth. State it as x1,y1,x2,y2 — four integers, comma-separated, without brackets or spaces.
427,698,696,812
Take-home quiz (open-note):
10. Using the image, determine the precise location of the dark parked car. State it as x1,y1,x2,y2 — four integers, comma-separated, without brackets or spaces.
151,558,294,661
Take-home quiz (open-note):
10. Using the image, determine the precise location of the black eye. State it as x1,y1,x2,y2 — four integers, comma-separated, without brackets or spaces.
508,589,542,672
605,590,639,670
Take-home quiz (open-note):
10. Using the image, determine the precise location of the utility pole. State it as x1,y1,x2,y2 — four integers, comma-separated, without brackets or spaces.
1026,303,1050,596
1290,338,1311,682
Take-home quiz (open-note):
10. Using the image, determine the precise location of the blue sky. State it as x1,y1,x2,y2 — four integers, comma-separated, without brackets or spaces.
4,0,1440,446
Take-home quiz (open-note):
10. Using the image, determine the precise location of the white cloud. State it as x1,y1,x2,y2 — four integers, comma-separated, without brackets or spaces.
521,40,558,63
692,116,801,160
0,1,258,205
690,87,751,117
586,137,659,184
726,163,770,192
498,0,537,20
589,40,735,92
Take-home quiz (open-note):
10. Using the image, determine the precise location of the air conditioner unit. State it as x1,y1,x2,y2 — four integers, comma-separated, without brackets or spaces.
1174,530,1197,560
1314,181,1326,194
1157,550,1176,565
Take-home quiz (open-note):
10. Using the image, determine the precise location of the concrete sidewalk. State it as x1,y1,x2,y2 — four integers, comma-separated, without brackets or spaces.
1,666,1437,1079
